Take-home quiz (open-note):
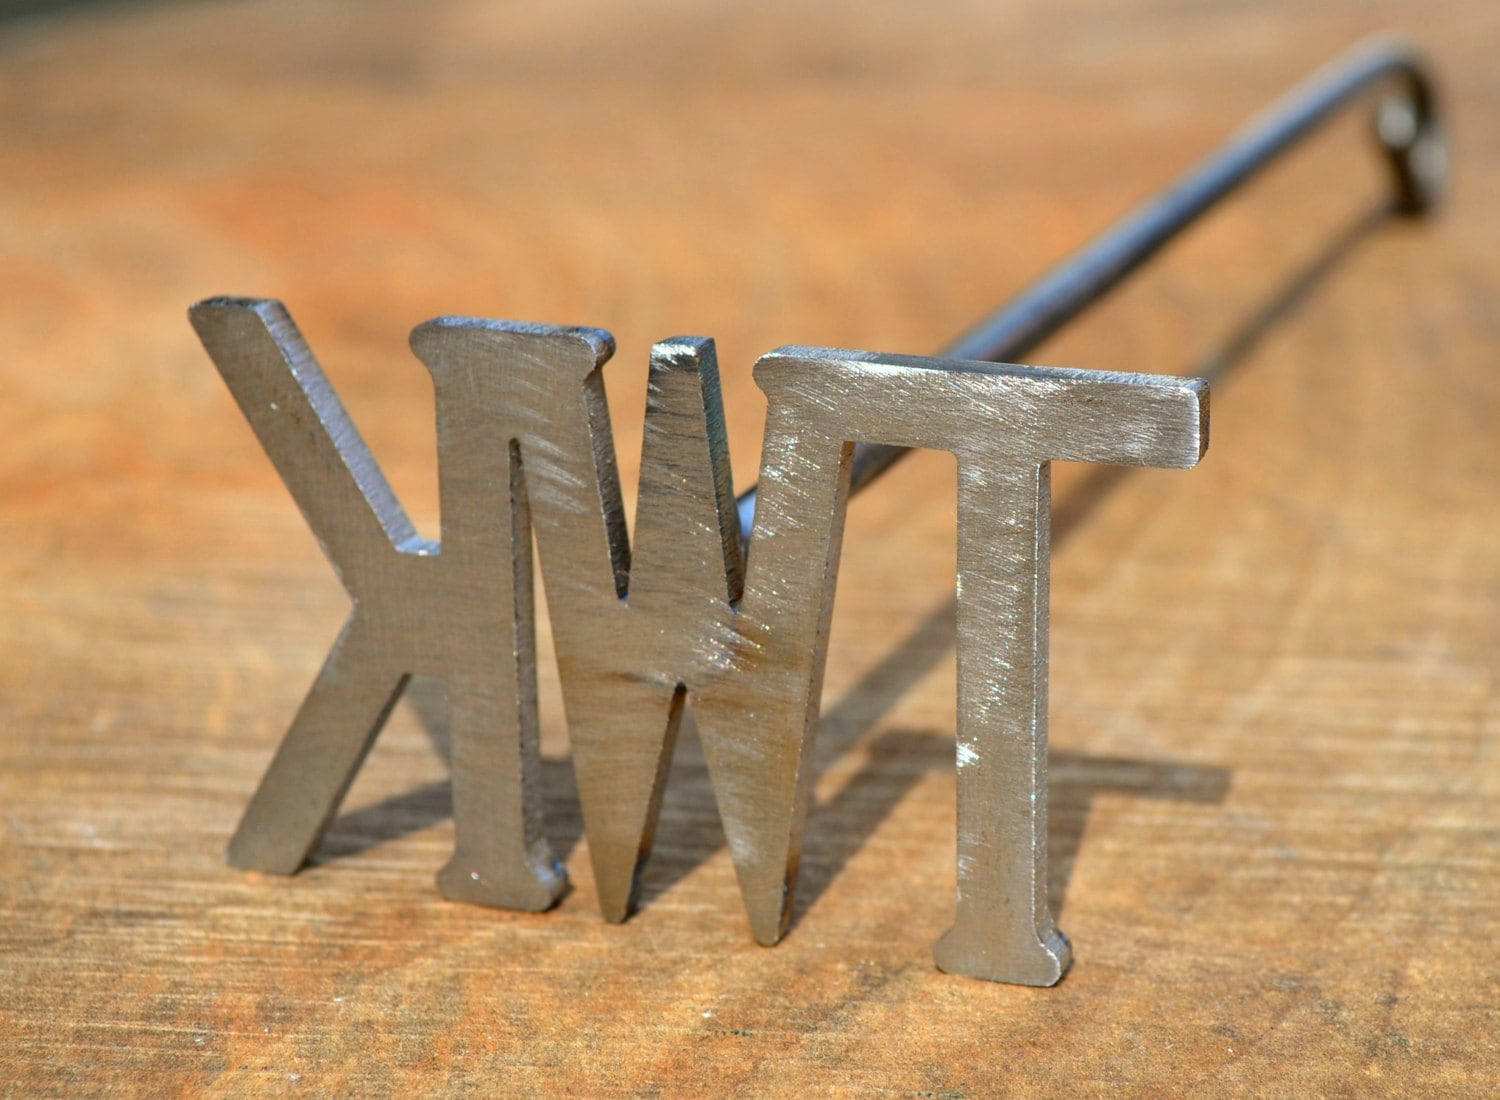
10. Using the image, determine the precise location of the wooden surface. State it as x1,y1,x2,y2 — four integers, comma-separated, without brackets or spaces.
2,0,1498,1093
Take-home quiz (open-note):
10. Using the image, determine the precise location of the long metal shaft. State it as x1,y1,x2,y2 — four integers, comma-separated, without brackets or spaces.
735,35,1444,534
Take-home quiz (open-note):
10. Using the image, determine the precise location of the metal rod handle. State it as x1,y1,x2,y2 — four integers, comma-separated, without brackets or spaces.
735,35,1446,535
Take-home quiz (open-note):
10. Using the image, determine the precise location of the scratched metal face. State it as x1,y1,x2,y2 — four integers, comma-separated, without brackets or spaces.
191,298,1207,986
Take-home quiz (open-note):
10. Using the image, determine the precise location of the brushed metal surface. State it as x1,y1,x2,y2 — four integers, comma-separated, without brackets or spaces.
754,349,1207,986
192,301,1205,984
190,300,567,911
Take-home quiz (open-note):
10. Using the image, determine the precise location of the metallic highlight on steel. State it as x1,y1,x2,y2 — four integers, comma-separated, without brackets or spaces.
754,350,1207,985
191,302,1206,987
191,35,1444,986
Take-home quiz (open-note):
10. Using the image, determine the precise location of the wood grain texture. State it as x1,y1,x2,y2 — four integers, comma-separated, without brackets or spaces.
1,0,1497,1093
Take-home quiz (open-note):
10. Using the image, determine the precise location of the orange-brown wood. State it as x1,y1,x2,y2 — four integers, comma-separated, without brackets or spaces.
1,0,1497,1092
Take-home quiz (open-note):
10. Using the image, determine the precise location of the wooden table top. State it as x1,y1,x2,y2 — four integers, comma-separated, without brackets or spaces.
2,0,1497,1093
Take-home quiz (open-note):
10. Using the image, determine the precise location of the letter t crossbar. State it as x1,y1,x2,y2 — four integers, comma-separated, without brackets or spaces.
192,299,1205,986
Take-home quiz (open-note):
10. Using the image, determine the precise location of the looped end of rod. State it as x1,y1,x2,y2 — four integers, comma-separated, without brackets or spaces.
1374,50,1449,217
